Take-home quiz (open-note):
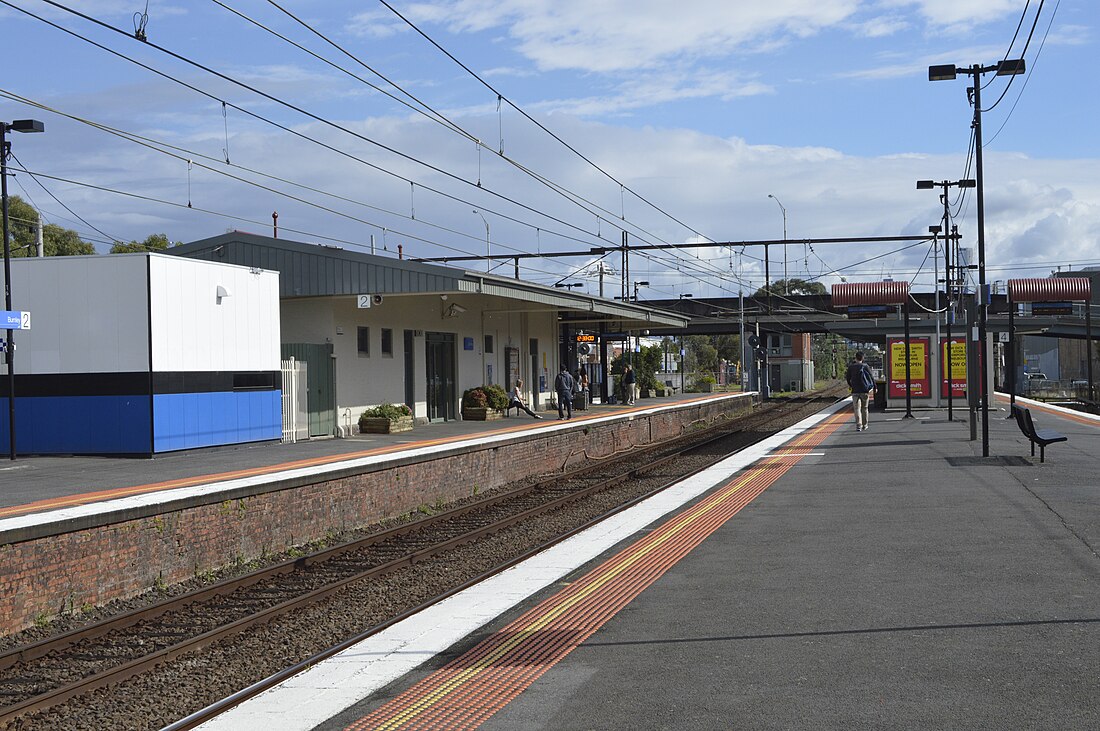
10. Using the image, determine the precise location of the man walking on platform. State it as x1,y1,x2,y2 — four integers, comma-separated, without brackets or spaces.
554,365,575,420
845,351,876,432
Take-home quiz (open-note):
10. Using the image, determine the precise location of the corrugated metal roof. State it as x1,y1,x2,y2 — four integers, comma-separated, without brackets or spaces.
170,232,688,328
831,281,910,306
1008,277,1091,303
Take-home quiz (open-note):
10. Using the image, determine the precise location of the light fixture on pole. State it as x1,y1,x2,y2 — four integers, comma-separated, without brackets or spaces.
929,59,1024,457
471,209,490,273
767,194,788,294
2,118,45,460
633,280,649,302
554,282,584,290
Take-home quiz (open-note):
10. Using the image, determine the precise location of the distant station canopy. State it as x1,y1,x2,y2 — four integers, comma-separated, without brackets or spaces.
831,281,910,307
1007,277,1091,303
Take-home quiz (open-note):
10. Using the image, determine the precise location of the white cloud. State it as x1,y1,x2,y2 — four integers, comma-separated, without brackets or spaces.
402,0,860,72
880,0,1023,31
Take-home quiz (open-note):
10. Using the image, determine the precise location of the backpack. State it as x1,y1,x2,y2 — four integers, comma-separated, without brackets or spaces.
858,365,875,392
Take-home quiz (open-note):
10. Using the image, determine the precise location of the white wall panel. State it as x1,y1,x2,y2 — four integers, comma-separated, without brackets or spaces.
11,256,149,374
149,255,279,372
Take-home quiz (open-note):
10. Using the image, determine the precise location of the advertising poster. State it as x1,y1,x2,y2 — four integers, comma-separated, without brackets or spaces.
888,337,930,399
940,337,967,398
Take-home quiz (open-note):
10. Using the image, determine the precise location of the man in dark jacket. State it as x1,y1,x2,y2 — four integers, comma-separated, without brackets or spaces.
554,365,575,420
845,351,875,432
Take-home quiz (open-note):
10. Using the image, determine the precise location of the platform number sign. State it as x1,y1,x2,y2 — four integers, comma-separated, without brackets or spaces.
1,310,30,330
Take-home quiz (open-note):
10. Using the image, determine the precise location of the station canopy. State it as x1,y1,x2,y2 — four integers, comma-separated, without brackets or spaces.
831,281,910,307
1007,277,1091,303
170,231,688,331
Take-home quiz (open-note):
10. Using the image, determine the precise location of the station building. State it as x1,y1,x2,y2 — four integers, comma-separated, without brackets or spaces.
171,232,688,436
3,253,281,455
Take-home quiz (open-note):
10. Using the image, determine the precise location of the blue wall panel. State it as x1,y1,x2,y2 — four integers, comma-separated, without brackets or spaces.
0,396,151,455
153,390,281,453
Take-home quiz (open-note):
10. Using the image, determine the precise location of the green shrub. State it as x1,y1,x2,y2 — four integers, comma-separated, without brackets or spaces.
483,384,510,410
359,403,412,423
462,387,489,408
463,385,509,410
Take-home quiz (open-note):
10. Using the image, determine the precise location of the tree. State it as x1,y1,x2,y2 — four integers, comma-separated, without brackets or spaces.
43,225,96,256
110,233,178,253
754,278,826,297
4,195,96,256
684,335,718,375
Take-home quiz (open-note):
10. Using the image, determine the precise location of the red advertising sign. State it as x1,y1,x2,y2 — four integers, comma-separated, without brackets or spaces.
940,337,967,398
888,337,931,399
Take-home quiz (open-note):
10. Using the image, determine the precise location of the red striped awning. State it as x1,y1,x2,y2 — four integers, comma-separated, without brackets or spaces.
831,281,910,306
1007,277,1091,303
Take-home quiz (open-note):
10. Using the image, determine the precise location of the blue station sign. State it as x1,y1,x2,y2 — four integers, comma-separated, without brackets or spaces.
1,310,31,330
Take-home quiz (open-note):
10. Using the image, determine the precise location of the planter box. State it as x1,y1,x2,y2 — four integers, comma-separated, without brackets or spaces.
462,407,504,421
359,415,414,434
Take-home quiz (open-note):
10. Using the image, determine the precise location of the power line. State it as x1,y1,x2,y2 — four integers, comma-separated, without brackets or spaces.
7,1,626,253
375,0,713,245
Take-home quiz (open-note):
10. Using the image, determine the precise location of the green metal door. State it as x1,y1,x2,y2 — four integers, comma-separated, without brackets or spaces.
281,343,336,436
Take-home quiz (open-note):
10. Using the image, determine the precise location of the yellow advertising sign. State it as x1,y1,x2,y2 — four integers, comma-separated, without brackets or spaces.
890,340,926,379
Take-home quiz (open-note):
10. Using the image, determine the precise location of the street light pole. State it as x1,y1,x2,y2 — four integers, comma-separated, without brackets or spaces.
472,209,490,273
930,59,1024,457
2,118,45,460
768,194,787,294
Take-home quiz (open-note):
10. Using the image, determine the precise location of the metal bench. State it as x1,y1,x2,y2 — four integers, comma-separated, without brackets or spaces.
1011,405,1067,463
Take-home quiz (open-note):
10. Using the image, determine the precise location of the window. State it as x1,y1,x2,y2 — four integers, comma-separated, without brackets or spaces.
484,334,494,354
357,326,370,357
381,328,393,357
767,334,792,357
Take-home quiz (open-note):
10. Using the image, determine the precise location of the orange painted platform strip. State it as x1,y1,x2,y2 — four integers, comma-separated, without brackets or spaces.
347,411,847,731
0,394,730,521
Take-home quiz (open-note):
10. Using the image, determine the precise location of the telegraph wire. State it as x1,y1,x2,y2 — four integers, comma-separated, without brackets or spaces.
0,88,594,262
375,0,719,246
8,1,627,253
10,151,121,245
232,0,703,270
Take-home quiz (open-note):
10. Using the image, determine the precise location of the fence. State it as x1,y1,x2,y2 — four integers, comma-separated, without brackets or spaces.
281,357,309,443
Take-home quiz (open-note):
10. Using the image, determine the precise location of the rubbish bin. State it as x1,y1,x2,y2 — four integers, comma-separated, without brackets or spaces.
873,381,887,410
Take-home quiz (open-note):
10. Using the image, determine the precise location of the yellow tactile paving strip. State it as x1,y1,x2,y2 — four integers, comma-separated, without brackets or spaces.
346,411,848,730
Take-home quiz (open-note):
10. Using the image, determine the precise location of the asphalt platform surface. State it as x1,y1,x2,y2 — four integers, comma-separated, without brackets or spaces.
351,400,1100,730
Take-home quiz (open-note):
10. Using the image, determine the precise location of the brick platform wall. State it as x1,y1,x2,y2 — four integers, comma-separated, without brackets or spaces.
0,397,751,636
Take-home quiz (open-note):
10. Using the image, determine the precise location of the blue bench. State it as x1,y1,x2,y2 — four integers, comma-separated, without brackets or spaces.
1011,405,1067,463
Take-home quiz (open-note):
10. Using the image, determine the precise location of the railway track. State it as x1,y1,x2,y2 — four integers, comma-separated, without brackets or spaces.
0,389,843,730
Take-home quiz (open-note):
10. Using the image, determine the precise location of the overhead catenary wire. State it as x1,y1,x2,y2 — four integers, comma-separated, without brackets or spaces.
7,1,639,255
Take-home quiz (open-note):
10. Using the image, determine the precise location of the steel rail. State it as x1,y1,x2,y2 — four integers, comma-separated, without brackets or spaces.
0,398,821,725
163,393,840,730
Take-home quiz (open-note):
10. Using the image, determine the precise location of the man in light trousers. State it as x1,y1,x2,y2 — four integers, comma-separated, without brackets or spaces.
845,351,876,432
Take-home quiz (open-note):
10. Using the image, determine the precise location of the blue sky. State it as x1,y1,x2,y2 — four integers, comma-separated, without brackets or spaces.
0,1,1096,300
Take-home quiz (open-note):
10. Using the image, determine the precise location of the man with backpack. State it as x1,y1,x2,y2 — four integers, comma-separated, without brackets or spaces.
845,351,876,432
554,364,576,420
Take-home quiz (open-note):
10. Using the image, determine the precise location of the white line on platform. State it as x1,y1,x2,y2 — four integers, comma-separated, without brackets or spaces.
193,399,849,731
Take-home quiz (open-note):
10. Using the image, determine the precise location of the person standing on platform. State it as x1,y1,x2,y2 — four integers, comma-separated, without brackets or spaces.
577,368,589,407
623,364,637,405
508,379,542,419
845,351,876,432
555,365,576,420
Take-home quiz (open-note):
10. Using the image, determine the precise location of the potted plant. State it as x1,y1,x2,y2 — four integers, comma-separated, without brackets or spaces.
461,385,509,420
690,375,717,393
358,403,414,434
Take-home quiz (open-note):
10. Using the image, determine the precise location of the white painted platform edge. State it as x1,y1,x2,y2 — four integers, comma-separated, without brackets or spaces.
996,391,1100,423
1,394,754,537
193,399,848,731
